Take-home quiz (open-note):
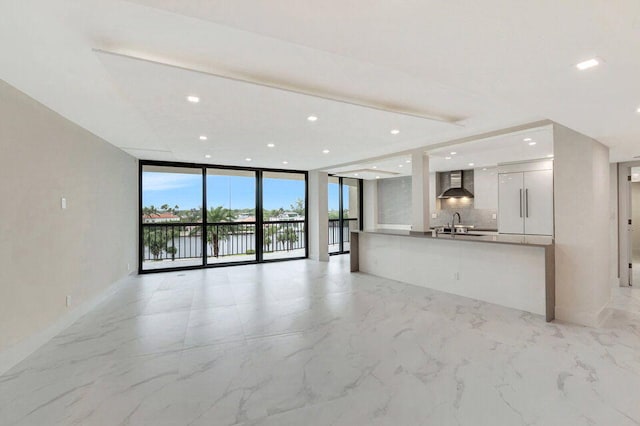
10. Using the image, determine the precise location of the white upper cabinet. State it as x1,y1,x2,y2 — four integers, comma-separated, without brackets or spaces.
473,167,498,210
498,162,553,236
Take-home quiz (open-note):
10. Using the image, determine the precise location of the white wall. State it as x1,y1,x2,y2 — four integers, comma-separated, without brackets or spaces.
0,80,137,368
610,164,619,286
553,124,611,326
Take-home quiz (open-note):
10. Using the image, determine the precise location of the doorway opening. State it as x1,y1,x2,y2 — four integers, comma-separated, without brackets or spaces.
631,167,640,285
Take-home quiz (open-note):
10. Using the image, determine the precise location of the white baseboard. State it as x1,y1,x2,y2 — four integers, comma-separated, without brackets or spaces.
0,273,133,376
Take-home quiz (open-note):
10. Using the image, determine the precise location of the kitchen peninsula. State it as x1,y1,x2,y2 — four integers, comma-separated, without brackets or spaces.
350,229,555,321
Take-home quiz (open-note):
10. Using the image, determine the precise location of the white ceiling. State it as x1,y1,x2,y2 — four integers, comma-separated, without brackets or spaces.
328,125,553,179
1,0,639,169
428,126,554,172
95,51,455,169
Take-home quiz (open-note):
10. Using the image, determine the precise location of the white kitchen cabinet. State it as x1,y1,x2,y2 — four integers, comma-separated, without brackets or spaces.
473,167,498,210
498,169,553,235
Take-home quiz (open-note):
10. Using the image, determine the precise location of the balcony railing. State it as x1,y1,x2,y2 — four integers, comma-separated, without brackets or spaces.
328,218,358,249
142,217,357,267
142,220,306,263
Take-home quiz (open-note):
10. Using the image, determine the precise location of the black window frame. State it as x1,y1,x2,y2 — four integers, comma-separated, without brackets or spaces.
328,175,364,255
138,159,309,274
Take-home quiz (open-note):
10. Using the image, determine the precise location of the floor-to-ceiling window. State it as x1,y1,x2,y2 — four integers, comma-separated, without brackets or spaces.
328,176,363,254
139,161,307,273
328,176,341,254
206,169,257,265
262,171,307,261
342,177,361,252
141,165,203,271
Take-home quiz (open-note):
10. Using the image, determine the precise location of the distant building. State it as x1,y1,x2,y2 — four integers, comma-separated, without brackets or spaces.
142,212,181,223
271,211,303,221
236,214,256,223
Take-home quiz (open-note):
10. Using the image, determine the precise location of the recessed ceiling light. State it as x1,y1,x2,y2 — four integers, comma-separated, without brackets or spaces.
482,168,487,171
468,163,475,166
204,154,211,159
405,160,411,163
576,58,600,70
637,107,640,113
445,156,452,160
375,176,380,179
528,141,537,146
354,173,359,176
372,166,377,169
187,95,200,103
523,138,532,142
267,143,275,148
307,115,318,122
282,160,289,165
199,135,207,141
547,154,554,158
390,129,400,135
245,158,252,162
398,164,403,168
322,149,330,154
450,152,457,155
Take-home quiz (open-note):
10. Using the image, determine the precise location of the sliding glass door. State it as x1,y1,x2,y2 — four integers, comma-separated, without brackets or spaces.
342,178,360,252
328,176,362,255
206,169,257,265
262,171,307,261
140,161,307,273
328,176,341,254
141,165,203,271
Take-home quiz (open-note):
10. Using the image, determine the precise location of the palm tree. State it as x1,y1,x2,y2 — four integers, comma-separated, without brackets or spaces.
143,226,175,260
142,205,158,217
277,227,299,251
263,225,278,252
207,206,234,258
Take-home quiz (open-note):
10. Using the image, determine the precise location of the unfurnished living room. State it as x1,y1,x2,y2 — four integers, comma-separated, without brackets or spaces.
2,1,640,425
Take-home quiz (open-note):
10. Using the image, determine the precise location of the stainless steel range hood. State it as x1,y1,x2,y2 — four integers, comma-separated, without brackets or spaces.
438,170,474,199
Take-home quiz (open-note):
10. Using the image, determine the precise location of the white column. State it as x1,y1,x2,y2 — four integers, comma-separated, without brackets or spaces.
308,170,329,261
411,151,430,233
553,124,610,326
363,180,378,230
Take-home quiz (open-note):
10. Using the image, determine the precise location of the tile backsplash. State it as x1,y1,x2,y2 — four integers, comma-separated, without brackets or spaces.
431,200,497,230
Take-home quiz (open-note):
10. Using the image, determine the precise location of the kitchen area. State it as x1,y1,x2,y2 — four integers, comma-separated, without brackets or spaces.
334,124,557,321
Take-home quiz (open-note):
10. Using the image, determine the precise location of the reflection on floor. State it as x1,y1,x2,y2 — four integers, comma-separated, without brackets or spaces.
2,256,640,425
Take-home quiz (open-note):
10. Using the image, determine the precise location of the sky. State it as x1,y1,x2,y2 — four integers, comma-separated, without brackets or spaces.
142,172,340,211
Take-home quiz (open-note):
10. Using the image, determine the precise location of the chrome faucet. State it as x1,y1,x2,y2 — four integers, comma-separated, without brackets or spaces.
452,212,462,229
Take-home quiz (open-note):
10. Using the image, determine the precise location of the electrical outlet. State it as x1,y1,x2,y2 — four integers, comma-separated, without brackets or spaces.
453,272,460,280
61,197,67,209
127,263,131,272
66,295,71,307
492,213,497,220
431,213,437,219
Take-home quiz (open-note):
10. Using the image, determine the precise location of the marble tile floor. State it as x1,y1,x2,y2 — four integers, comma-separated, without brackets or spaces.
1,256,640,426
